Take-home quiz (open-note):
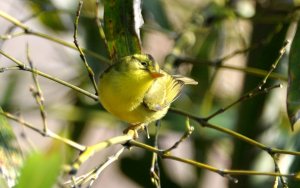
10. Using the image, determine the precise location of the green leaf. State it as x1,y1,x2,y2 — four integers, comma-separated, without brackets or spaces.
103,0,142,62
15,151,62,188
0,107,23,188
287,22,300,130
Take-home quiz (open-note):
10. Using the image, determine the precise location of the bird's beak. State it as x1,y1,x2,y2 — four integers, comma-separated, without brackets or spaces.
150,71,164,78
148,59,164,78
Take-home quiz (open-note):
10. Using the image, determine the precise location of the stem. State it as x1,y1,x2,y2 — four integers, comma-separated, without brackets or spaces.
27,44,48,133
73,1,99,95
0,50,98,100
169,108,300,157
70,130,134,174
0,10,110,64
129,140,296,180
0,111,85,151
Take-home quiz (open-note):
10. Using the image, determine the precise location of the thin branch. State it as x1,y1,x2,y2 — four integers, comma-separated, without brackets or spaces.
65,147,125,187
70,131,135,174
260,40,289,86
203,83,282,120
169,108,300,157
0,50,98,100
2,108,298,183
175,57,287,81
87,147,125,187
0,10,289,80
204,40,289,120
26,44,48,133
163,118,194,153
129,140,298,182
217,22,283,65
150,121,161,188
271,154,288,188
73,1,99,95
0,31,25,40
0,10,110,64
0,111,85,151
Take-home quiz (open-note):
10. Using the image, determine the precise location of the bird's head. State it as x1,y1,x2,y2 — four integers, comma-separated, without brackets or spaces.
120,54,164,79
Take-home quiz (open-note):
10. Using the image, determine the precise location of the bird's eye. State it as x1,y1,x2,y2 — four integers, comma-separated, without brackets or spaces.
140,61,148,67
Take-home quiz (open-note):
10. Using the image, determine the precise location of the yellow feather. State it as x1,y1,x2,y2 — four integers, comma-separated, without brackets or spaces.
98,54,197,126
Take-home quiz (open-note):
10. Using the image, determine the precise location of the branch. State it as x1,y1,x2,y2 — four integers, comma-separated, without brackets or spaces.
64,147,125,187
26,44,48,133
0,50,98,101
129,140,298,182
163,118,194,153
204,40,289,120
0,10,110,64
169,108,300,157
73,1,99,95
70,131,134,174
0,111,85,151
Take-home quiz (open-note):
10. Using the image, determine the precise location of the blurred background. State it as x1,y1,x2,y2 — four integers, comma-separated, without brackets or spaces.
1,0,300,187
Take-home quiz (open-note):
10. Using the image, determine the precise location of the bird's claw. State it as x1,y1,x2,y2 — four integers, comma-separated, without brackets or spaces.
123,124,148,139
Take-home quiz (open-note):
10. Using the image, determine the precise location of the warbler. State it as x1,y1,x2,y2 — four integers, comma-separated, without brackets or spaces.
98,54,197,133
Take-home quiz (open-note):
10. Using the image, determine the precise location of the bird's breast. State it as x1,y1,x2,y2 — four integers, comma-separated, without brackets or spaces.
98,70,154,123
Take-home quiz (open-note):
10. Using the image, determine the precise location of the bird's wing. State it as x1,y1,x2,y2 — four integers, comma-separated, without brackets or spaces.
143,76,168,111
172,75,198,85
143,73,196,111
166,75,198,105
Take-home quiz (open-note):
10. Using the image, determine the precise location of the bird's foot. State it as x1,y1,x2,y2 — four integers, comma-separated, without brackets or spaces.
123,124,147,139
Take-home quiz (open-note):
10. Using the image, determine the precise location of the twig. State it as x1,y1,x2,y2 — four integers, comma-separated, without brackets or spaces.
0,111,85,151
87,147,125,187
271,154,288,188
5,11,42,33
0,50,98,100
203,83,282,121
2,97,299,183
0,10,110,64
64,147,125,187
175,56,286,81
73,1,99,95
26,44,48,134
204,40,289,121
129,140,298,181
150,121,161,188
0,31,24,40
70,131,135,174
71,176,78,188
163,118,194,153
3,109,297,183
273,176,279,188
169,108,300,157
0,9,288,81
0,10,289,80
217,23,283,65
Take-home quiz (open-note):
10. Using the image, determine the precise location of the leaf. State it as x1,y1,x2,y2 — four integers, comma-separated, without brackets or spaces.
103,0,143,62
15,151,62,188
287,22,300,130
0,107,23,188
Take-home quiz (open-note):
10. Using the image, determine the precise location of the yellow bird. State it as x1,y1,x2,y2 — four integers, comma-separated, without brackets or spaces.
98,54,197,133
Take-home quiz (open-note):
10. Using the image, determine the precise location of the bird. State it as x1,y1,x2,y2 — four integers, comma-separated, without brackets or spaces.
98,54,197,136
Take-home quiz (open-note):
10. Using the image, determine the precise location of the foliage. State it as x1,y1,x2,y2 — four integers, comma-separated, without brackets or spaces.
1,0,300,188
